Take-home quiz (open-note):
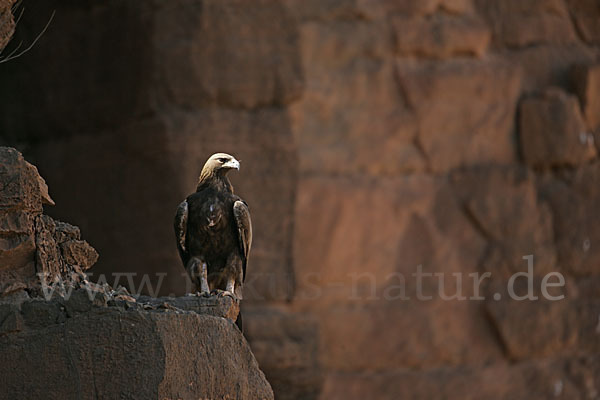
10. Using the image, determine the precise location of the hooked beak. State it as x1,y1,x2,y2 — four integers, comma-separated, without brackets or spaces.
223,158,240,170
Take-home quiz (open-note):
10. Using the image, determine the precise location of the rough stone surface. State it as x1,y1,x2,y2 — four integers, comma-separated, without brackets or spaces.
293,175,487,304
572,63,600,132
0,146,52,214
519,88,596,168
137,293,240,321
566,0,600,45
316,300,502,371
476,0,578,48
0,147,97,297
450,166,557,277
538,162,600,276
320,356,600,399
0,0,15,52
508,44,598,94
155,0,303,110
244,307,323,400
396,58,522,172
0,294,273,400
486,282,600,361
290,21,424,177
392,14,490,59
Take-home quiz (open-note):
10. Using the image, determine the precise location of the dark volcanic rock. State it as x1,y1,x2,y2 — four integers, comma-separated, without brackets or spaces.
0,300,273,399
0,290,271,399
137,293,241,321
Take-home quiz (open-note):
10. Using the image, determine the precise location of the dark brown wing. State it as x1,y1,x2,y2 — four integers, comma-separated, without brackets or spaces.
174,200,189,265
233,200,252,281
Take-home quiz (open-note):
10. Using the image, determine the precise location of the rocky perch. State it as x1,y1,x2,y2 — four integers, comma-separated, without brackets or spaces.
0,147,273,399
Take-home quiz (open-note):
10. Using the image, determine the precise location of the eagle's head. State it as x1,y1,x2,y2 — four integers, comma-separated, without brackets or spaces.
198,153,241,186
205,153,240,173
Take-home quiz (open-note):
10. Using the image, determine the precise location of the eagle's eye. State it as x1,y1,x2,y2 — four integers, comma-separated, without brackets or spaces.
218,157,228,163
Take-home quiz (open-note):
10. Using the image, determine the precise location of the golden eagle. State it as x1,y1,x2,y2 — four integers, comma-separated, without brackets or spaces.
174,153,252,311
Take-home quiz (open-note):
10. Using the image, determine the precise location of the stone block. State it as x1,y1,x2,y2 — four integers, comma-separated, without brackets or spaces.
572,63,600,132
155,0,302,109
0,147,52,213
486,290,600,360
317,300,502,371
538,161,600,276
244,307,323,400
396,59,521,172
294,175,488,303
566,0,600,45
477,0,578,47
291,21,424,176
320,356,598,399
0,300,273,399
450,166,557,277
392,14,490,59
519,88,595,167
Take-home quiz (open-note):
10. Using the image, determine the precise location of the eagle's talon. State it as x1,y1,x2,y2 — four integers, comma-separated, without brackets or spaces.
221,291,237,300
210,289,235,299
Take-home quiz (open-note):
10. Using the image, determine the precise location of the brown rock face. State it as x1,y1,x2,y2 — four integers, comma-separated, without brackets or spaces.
566,0,600,45
392,14,491,59
519,88,596,168
244,307,322,400
572,63,600,132
321,356,600,400
486,281,600,361
0,146,51,214
396,58,521,172
477,0,578,48
0,147,97,296
156,0,302,110
451,166,557,277
0,294,273,400
291,21,423,177
538,162,600,276
0,0,15,52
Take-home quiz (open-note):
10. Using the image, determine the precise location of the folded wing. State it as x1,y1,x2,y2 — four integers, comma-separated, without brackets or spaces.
174,200,189,265
233,200,252,281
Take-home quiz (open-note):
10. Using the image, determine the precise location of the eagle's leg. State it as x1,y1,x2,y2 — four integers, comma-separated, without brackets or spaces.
218,253,242,300
186,256,210,295
225,279,235,296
